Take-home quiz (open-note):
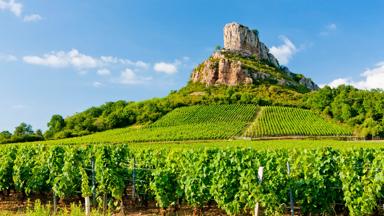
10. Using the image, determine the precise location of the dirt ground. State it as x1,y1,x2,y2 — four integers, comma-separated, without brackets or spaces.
0,192,228,215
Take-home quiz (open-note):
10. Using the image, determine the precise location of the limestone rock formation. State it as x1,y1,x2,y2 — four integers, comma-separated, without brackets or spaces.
223,22,279,67
191,22,319,91
191,52,253,86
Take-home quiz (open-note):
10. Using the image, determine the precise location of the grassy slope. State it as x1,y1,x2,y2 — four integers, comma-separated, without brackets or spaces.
13,105,355,146
244,106,352,137
24,104,258,145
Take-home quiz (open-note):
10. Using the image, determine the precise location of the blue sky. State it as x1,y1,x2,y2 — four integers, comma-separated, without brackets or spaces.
1,0,384,132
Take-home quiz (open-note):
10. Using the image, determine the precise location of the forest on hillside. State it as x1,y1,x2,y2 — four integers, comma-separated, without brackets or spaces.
1,83,384,144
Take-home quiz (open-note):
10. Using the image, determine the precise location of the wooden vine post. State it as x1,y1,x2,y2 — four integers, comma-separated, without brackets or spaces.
53,192,57,215
85,196,91,216
254,166,264,216
287,162,294,216
132,158,136,200
91,157,96,205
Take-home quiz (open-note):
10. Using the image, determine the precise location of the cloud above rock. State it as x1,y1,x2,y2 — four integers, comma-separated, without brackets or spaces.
269,36,297,65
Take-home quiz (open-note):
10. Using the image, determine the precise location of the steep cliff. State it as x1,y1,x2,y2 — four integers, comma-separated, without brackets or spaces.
191,22,319,91
223,22,279,67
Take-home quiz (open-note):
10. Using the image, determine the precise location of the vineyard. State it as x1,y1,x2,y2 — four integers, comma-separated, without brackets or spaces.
23,104,258,145
244,106,352,137
16,105,357,147
0,143,383,215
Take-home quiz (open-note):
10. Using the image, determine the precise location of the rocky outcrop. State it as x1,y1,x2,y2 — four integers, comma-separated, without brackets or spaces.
191,52,253,86
299,77,319,90
224,22,279,67
191,22,319,91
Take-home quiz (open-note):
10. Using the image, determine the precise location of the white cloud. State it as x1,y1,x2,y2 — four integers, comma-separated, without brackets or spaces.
23,14,42,22
324,62,384,90
69,50,99,69
0,53,17,62
22,49,191,86
118,68,152,85
269,36,297,65
23,49,153,75
154,62,178,74
23,49,100,69
97,68,111,76
325,78,351,88
100,56,149,69
0,0,22,16
22,49,154,80
134,61,149,69
92,81,103,88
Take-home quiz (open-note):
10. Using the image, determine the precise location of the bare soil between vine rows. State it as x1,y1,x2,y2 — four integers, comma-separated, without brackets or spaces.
0,192,228,215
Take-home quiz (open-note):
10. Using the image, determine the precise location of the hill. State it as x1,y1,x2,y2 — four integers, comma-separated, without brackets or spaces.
30,104,257,144
191,22,318,92
244,106,352,137
20,104,355,145
2,22,384,144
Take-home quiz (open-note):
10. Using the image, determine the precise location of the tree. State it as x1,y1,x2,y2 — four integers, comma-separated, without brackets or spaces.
9,123,43,143
45,115,65,139
0,131,12,139
0,131,12,143
14,123,34,137
35,129,44,139
47,115,65,133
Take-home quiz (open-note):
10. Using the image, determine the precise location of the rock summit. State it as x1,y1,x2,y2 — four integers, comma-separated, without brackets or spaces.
191,22,319,91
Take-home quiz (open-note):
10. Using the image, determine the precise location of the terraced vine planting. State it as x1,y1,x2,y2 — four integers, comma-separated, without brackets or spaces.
37,104,258,145
244,106,352,137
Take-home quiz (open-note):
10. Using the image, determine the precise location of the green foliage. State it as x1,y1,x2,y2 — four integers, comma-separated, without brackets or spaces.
221,51,311,93
24,104,257,144
53,147,82,198
26,199,51,216
289,148,342,214
214,45,222,51
25,199,106,216
1,143,384,214
305,85,384,138
95,145,129,206
45,114,65,139
0,146,16,191
14,122,34,137
0,131,12,141
12,145,50,195
42,98,179,140
151,150,183,209
245,106,352,137
339,149,384,215
0,123,44,144
179,149,215,209
31,75,309,143
46,145,64,200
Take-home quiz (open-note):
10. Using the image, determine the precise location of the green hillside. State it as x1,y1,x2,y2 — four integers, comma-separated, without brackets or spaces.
19,104,355,145
244,106,352,137
36,104,257,144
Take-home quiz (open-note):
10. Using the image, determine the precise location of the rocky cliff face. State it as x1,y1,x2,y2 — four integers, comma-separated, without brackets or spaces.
191,52,253,86
223,22,279,67
191,22,319,91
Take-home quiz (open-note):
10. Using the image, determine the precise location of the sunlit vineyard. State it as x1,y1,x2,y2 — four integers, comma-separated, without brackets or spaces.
1,143,384,215
32,104,258,145
15,105,357,146
244,106,352,137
